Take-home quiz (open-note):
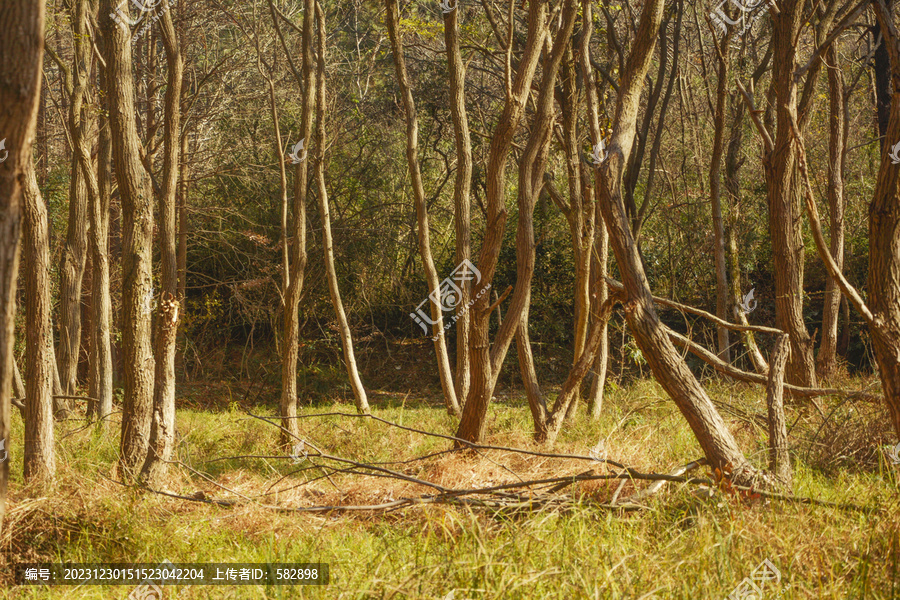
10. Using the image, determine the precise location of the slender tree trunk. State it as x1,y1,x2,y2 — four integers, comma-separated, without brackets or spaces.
90,43,114,425
314,1,369,414
22,159,56,483
177,133,188,303
386,0,460,416
816,44,846,379
766,334,791,486
443,5,472,409
0,0,46,533
102,0,156,473
709,31,732,363
263,0,314,445
581,0,609,419
141,0,183,485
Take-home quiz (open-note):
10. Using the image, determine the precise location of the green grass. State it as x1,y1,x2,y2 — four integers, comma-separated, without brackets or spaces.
3,377,899,599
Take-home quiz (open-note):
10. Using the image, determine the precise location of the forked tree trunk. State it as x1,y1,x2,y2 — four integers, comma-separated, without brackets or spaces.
141,1,183,486
386,0,460,417
595,0,762,486
0,0,46,533
443,5,472,408
455,0,549,443
102,0,156,473
22,160,56,483
314,1,369,414
815,44,846,379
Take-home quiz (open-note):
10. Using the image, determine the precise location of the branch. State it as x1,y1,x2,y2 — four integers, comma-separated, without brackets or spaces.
736,80,774,153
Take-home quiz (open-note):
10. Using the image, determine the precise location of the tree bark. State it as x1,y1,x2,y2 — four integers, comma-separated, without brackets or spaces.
0,0,46,534
314,0,369,414
709,29,732,363
22,158,56,483
815,44,846,379
102,0,156,473
766,334,791,486
89,28,114,425
141,0,183,486
765,0,817,387
386,0,460,416
443,2,472,409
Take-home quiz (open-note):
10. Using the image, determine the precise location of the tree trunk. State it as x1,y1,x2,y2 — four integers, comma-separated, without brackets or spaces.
386,0,460,416
766,0,816,387
102,0,156,473
314,1,369,414
766,334,791,486
0,0,46,534
581,0,609,419
709,30,731,363
141,0,183,486
22,159,56,483
89,32,114,425
595,0,763,486
815,44,846,380
57,161,88,404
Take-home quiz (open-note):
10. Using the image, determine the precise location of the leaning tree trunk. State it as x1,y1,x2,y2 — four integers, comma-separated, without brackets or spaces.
595,0,763,486
314,1,369,414
102,0,156,473
141,0,183,486
22,159,56,483
443,4,472,408
815,44,846,379
0,0,46,534
386,0,460,416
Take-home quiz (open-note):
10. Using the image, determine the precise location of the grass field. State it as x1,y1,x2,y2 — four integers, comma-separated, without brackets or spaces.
2,377,899,599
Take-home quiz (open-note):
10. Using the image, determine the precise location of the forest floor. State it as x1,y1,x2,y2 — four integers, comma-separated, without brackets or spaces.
2,375,899,599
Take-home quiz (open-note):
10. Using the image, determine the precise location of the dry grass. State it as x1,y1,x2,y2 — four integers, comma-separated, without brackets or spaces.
2,375,899,599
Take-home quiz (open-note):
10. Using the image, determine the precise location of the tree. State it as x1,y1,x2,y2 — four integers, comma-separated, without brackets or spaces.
386,0,460,417
141,0,183,485
22,161,56,482
0,0,46,533
101,0,156,473
314,0,369,414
